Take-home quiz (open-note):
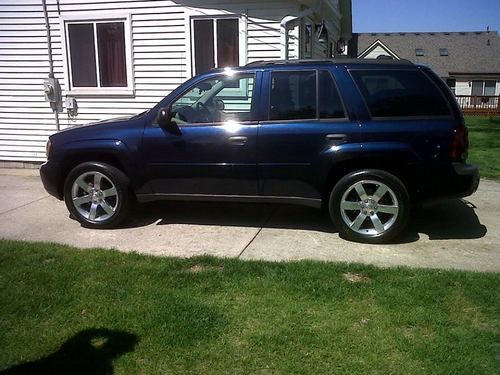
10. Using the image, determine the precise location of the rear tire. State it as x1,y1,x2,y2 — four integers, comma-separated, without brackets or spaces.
329,169,410,244
64,162,130,229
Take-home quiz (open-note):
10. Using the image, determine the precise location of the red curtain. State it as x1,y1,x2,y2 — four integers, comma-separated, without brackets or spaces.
217,19,239,68
97,22,127,87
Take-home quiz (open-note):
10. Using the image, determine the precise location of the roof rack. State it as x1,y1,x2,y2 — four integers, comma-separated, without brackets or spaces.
245,58,413,67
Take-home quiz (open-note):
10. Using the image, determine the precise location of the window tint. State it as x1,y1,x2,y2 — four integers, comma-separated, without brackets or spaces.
193,20,214,75
318,70,345,118
217,19,239,68
68,23,97,87
270,71,316,120
351,70,450,117
171,74,255,124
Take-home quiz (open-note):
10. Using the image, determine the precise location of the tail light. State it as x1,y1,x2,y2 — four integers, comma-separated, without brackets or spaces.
450,126,469,162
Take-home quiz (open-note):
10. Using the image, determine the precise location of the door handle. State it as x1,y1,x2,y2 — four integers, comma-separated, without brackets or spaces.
228,136,248,145
326,133,347,141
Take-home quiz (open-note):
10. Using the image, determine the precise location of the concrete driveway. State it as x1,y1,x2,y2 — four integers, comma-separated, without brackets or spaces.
0,169,499,272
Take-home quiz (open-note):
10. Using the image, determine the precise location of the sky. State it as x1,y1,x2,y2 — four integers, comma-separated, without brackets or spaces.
352,0,500,33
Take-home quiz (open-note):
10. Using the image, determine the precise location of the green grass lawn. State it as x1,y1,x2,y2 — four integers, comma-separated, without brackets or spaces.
0,240,498,374
466,116,500,180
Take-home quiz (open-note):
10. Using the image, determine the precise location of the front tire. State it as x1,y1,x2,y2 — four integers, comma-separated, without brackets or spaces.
329,170,410,244
64,162,130,229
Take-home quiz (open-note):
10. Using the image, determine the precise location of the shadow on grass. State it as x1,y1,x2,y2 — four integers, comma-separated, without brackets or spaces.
0,328,138,375
119,198,486,244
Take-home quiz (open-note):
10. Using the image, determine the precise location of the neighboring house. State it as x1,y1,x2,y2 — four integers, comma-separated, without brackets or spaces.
350,31,500,114
0,0,352,164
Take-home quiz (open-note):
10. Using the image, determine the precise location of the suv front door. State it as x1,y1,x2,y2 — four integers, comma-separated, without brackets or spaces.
143,72,260,196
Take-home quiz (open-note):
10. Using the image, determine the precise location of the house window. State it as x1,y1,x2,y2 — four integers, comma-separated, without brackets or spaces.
63,15,132,94
439,48,449,56
446,78,456,94
303,23,313,58
192,18,239,75
484,81,497,96
415,48,424,56
472,80,497,96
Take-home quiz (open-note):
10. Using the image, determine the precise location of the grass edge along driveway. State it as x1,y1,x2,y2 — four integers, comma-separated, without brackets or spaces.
0,240,499,374
466,116,500,180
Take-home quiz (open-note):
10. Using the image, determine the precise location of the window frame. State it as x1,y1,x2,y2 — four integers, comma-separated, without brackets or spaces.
265,69,348,123
302,19,314,58
446,78,456,94
348,68,454,121
439,48,449,56
60,12,134,96
158,72,258,127
189,15,247,79
472,80,497,96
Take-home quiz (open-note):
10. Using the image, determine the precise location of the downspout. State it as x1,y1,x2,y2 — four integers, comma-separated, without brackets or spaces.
42,0,60,131
280,0,323,59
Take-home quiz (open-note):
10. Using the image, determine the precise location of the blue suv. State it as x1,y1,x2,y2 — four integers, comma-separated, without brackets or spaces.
40,59,479,243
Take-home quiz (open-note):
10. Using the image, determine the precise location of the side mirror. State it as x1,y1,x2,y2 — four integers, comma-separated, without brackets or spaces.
157,107,180,135
157,107,172,128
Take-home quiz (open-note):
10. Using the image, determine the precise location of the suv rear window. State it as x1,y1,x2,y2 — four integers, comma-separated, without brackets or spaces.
350,69,450,118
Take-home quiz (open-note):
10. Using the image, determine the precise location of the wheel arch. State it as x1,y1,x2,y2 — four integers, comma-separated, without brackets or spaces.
321,157,418,207
58,150,134,201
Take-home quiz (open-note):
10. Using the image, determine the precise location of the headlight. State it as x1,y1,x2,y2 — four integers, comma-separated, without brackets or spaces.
46,139,52,159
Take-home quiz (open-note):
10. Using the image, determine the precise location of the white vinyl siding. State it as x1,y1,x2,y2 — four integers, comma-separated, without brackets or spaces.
362,45,391,59
455,80,471,96
0,0,345,162
0,1,57,161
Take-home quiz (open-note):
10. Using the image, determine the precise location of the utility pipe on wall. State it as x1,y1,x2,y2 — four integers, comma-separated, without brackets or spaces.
41,0,60,131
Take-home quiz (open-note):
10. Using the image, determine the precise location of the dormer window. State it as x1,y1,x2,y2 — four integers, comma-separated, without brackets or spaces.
439,48,449,56
415,48,424,56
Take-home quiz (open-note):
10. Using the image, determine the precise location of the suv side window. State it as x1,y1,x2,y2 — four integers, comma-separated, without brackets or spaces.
350,69,451,117
270,71,316,120
171,73,255,124
269,70,345,121
318,70,345,119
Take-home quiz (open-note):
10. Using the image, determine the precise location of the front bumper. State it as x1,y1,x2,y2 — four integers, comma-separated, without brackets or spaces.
40,160,63,200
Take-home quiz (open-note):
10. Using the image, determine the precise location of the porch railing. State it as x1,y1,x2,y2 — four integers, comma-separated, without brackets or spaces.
455,95,500,116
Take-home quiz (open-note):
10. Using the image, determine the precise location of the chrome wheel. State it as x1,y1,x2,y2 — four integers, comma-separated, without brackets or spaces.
71,171,119,222
340,179,399,236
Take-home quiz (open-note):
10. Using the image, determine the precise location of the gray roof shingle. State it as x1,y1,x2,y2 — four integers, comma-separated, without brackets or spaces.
355,31,500,77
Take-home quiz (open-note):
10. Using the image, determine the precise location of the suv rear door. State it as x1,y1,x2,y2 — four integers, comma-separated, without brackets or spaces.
348,66,459,195
257,67,360,202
